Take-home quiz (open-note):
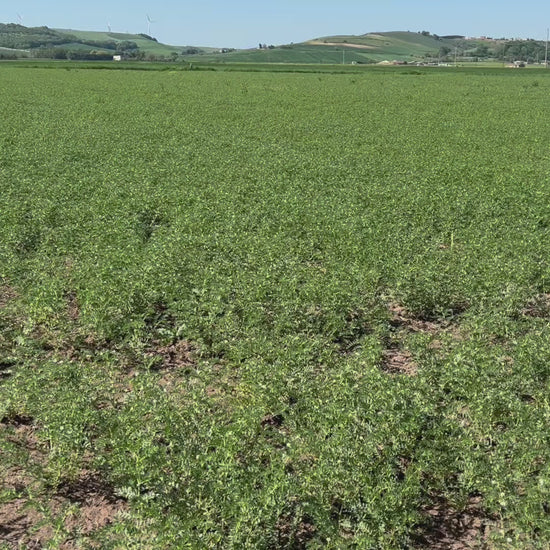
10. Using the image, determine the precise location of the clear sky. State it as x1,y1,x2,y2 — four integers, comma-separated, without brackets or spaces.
2,1,549,49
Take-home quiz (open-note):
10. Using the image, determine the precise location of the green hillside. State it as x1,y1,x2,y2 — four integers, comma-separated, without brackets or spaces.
307,31,449,60
190,31,548,66
57,28,218,56
0,23,209,60
189,31,456,64
0,24,456,64
190,44,376,64
1,24,547,65
299,31,548,65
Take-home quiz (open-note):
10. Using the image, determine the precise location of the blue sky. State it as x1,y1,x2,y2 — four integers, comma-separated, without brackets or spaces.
2,1,549,48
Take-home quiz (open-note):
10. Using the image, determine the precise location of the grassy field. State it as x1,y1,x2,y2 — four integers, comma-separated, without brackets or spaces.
1,65,550,549
186,44,376,65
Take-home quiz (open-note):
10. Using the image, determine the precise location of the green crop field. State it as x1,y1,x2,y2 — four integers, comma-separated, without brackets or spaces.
1,65,550,549
187,44,376,65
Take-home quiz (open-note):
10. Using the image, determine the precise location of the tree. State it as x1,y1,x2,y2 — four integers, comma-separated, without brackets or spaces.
473,43,489,58
117,41,138,52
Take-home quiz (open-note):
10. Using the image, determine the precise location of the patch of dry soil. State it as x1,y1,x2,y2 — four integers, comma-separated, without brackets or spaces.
414,495,493,549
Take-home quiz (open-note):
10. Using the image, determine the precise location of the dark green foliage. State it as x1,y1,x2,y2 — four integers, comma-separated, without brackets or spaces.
498,40,549,62
0,23,76,49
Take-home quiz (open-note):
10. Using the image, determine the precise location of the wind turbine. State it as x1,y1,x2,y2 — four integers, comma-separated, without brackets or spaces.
16,13,23,25
146,14,155,36
107,20,112,33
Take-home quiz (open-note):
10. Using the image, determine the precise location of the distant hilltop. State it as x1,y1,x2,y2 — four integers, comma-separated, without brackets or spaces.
184,31,549,65
0,24,547,65
0,23,216,60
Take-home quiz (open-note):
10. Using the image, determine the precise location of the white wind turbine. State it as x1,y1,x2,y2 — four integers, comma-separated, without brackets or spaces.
146,14,155,36
107,20,112,32
16,13,23,25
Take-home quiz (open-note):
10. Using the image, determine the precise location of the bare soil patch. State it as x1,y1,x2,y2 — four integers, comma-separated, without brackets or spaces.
414,495,493,549
0,283,17,309
274,511,316,549
521,293,550,318
0,471,127,549
147,340,194,371
380,303,463,375
0,498,49,550
57,471,128,535
1,414,126,548
1,414,34,428
388,303,455,334
381,345,417,376
65,290,80,322
145,339,196,391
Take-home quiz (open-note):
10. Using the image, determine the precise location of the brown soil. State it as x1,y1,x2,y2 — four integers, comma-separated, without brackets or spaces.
1,414,34,427
147,340,194,371
388,303,454,334
0,283,17,309
65,290,80,322
381,346,417,376
1,415,126,548
0,498,50,550
381,303,463,376
274,512,316,549
414,495,492,549
521,293,550,318
0,471,127,549
144,339,196,392
261,414,284,429
57,471,128,534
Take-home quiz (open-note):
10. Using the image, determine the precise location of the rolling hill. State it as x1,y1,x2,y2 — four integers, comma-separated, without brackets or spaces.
0,25,462,63
1,24,547,65
188,31,459,64
57,29,219,56
0,23,213,60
